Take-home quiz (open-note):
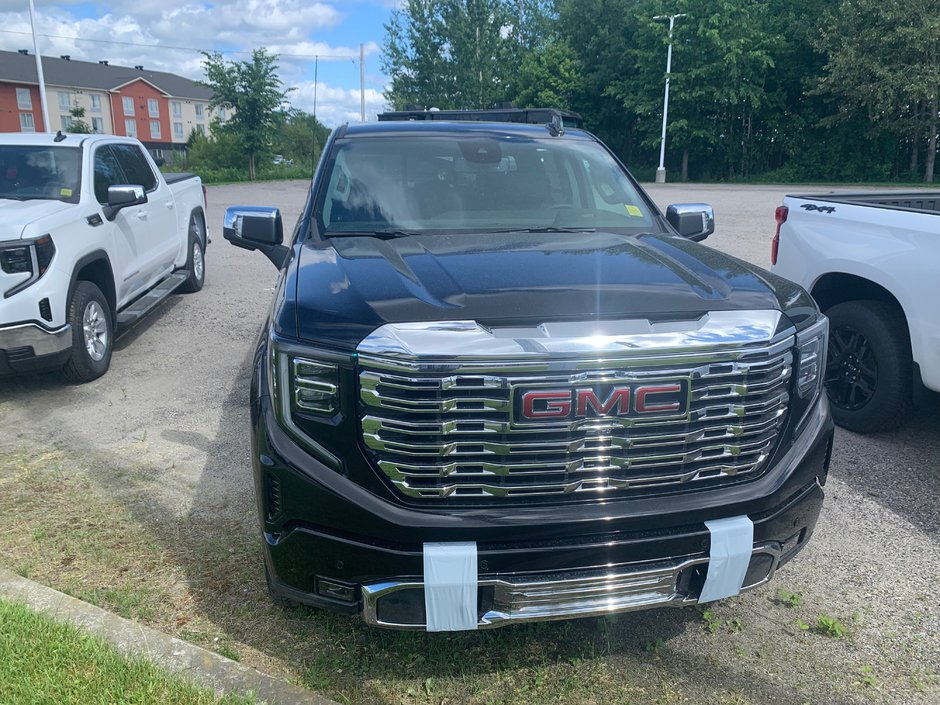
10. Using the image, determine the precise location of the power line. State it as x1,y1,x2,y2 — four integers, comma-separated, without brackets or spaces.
0,29,359,61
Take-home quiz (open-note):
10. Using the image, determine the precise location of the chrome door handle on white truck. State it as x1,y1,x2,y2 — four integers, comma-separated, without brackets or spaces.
0,132,208,382
771,191,939,432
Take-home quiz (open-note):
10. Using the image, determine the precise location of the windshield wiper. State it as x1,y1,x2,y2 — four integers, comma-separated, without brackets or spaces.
327,229,424,240
482,226,597,234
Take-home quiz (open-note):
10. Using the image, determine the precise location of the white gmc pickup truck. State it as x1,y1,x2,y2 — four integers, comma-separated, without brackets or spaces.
0,132,207,382
771,191,939,432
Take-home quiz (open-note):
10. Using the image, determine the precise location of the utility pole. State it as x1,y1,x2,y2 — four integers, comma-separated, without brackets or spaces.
28,0,50,132
653,13,686,183
359,43,366,122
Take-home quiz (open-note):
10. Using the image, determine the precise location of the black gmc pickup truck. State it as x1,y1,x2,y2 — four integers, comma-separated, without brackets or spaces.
224,111,833,632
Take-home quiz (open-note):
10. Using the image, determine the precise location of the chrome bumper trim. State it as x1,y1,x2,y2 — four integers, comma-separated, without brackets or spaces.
0,322,71,357
361,543,781,630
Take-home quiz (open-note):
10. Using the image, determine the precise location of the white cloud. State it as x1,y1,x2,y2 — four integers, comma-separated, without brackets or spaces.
290,80,388,126
0,2,386,125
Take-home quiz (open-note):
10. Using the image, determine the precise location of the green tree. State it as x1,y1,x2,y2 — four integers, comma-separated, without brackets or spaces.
272,110,331,169
814,0,940,181
200,49,289,179
67,102,92,134
382,0,553,110
514,38,584,111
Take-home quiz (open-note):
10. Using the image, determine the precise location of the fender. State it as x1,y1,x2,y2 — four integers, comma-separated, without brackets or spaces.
67,250,116,324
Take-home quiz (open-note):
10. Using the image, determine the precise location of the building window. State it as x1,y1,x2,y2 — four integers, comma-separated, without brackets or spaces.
218,106,227,120
173,122,184,138
194,103,204,118
172,101,181,117
195,123,205,135
125,119,137,138
123,96,134,116
150,120,161,139
16,88,31,110
58,91,71,110
91,95,101,112
148,98,159,118
92,117,104,133
19,112,35,132
61,115,72,131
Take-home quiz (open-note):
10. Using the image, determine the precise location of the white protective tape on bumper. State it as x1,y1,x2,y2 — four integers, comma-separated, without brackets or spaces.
700,515,754,603
423,542,478,632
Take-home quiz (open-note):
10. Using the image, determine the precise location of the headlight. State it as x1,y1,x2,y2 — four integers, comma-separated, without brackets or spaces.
1,234,56,298
793,315,828,430
268,336,343,470
795,315,828,399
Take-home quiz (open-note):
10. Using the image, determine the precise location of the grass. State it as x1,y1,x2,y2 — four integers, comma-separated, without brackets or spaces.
1,444,937,705
0,599,254,705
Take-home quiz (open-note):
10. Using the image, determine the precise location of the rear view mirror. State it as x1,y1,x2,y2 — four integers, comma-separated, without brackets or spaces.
223,206,289,268
666,203,715,242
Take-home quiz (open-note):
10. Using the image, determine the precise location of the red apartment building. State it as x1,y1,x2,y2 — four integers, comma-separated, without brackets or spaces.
0,49,224,161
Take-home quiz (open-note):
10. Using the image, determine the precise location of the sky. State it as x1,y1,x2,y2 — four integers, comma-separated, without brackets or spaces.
0,0,395,126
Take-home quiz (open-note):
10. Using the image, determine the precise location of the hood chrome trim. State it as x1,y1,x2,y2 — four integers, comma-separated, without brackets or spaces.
357,310,788,365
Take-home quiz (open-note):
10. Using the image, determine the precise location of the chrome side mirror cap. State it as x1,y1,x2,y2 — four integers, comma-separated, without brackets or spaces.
666,203,715,242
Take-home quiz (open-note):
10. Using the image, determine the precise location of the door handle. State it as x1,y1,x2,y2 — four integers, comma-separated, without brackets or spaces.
165,200,175,209
135,210,148,220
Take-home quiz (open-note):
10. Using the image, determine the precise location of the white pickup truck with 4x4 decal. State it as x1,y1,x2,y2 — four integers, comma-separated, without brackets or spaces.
0,133,207,382
772,191,940,432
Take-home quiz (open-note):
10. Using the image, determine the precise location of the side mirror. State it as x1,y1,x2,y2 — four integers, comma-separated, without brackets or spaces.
103,184,147,221
223,205,289,268
153,157,166,167
666,203,715,242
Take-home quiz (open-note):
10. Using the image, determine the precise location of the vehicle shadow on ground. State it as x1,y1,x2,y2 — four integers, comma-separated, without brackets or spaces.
829,401,940,540
113,297,183,351
0,296,183,400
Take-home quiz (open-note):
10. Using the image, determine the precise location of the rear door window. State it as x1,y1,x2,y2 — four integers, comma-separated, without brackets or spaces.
110,144,158,192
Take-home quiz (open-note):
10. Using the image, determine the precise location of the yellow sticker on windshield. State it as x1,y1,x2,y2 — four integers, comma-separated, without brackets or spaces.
625,205,643,217
59,188,73,197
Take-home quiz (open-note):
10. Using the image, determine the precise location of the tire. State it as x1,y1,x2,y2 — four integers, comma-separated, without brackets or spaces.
61,281,113,383
177,214,205,294
824,300,911,433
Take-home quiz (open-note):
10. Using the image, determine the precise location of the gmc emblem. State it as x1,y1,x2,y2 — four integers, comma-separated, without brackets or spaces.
513,379,691,424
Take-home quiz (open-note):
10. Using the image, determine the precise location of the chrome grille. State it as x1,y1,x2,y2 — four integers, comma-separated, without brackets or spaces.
359,336,794,500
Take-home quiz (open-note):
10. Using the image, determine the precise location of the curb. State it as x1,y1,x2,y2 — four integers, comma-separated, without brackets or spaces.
0,568,339,705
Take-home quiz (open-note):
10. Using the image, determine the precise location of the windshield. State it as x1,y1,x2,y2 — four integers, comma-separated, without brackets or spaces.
317,134,657,235
0,145,81,203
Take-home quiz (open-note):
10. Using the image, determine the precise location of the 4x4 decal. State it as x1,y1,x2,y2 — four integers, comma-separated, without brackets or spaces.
800,203,837,213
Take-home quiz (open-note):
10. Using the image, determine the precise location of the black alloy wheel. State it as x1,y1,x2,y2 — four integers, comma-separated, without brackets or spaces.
825,324,878,411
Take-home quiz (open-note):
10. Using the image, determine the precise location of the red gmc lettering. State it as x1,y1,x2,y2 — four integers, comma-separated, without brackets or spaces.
634,384,682,413
522,390,571,418
576,388,631,416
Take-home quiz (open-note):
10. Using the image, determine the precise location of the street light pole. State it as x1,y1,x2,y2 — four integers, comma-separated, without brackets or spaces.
28,0,50,133
654,13,686,183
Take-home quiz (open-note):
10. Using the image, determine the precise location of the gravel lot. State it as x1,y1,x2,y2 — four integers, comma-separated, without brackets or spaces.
1,181,937,704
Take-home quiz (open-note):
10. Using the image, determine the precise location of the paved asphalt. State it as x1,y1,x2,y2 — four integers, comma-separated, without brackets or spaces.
1,180,937,702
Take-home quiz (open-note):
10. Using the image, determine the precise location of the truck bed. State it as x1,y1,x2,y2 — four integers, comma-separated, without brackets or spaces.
790,191,940,214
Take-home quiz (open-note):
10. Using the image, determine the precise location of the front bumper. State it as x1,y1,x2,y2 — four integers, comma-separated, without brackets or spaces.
0,322,71,373
254,390,832,629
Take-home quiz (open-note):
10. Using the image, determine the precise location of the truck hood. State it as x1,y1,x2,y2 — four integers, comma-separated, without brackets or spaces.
0,199,72,241
289,231,814,349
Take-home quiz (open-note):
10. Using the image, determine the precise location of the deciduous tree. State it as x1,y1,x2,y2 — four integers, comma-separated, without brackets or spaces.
201,49,289,179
